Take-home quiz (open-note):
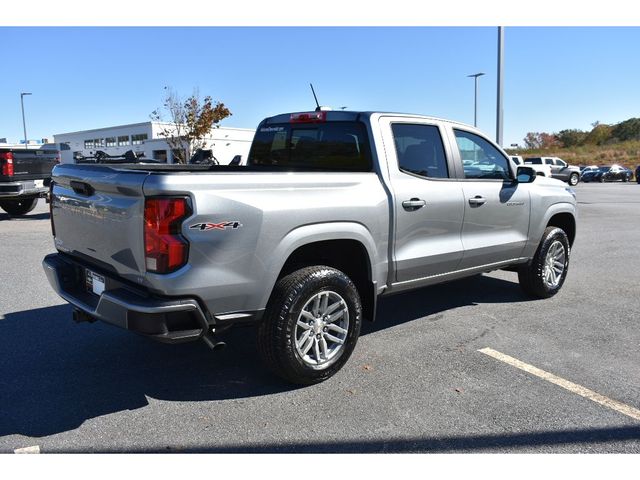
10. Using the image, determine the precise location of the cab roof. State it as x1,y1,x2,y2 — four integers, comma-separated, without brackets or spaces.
261,110,475,130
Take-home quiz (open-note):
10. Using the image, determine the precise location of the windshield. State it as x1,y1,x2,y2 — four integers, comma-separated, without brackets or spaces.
247,121,372,171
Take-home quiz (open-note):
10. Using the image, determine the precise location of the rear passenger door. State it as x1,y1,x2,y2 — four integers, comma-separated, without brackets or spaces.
546,157,562,179
448,127,531,269
379,117,465,283
553,158,569,181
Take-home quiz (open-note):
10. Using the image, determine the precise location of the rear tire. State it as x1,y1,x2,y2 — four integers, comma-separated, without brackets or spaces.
518,227,570,299
257,266,362,385
0,197,38,216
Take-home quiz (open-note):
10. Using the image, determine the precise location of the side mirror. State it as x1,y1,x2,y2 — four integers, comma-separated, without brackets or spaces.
516,166,536,183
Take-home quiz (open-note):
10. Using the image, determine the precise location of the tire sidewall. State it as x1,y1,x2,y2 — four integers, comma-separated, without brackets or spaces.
281,268,362,379
533,228,570,296
569,173,579,186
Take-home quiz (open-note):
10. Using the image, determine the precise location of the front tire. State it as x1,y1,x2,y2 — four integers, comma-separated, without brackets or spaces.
0,197,38,216
518,227,570,299
568,173,579,186
257,266,363,385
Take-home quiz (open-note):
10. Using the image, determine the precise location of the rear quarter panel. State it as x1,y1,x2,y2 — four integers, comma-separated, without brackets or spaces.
141,171,390,316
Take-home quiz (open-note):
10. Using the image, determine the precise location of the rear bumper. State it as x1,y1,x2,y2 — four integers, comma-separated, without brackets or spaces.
0,180,48,198
42,253,211,343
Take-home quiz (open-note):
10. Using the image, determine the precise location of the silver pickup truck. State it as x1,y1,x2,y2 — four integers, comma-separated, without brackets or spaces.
43,110,577,384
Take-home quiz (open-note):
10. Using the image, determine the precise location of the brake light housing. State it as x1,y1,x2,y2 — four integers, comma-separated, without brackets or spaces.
144,197,191,274
290,111,327,123
1,151,14,176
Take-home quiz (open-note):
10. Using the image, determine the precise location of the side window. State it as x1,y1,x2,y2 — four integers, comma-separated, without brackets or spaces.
555,159,566,167
545,158,554,165
453,129,511,180
391,124,449,179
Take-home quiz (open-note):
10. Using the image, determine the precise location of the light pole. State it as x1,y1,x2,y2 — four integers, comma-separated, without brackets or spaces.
467,73,485,127
496,26,504,146
20,92,32,148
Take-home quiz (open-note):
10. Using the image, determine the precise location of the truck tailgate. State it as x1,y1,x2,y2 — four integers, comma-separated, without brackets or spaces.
4,149,58,181
51,164,150,281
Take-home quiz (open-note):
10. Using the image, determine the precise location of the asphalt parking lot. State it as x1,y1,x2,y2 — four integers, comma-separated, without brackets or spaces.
1,182,639,453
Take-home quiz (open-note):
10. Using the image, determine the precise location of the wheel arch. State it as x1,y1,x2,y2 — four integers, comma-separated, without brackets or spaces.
261,223,383,322
547,211,576,247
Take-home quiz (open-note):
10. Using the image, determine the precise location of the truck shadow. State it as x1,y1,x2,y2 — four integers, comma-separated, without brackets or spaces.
0,274,527,439
0,212,50,221
364,273,529,335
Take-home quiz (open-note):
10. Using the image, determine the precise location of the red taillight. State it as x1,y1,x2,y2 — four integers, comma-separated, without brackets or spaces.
290,111,327,123
144,197,191,273
1,152,14,176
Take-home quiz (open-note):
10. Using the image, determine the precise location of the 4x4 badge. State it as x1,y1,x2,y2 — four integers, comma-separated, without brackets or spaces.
190,221,243,231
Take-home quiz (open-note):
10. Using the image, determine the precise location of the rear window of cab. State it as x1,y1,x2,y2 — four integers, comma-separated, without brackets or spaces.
247,121,372,171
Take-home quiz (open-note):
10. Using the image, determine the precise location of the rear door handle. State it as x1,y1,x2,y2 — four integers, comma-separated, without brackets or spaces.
468,195,486,206
402,198,426,211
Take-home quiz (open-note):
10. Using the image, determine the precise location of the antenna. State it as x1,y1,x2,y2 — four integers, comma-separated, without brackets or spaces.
310,83,321,111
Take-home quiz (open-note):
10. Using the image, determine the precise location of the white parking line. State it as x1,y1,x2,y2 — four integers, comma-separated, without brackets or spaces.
14,445,40,454
479,347,640,422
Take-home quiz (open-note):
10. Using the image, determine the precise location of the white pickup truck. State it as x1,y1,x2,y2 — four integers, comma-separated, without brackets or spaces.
43,110,577,384
510,155,552,178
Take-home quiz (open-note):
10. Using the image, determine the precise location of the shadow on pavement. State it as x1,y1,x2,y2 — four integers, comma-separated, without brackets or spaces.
0,212,50,221
74,425,640,453
0,274,529,438
364,273,529,335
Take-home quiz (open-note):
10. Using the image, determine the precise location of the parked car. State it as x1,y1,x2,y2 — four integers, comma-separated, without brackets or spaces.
581,166,606,183
43,109,577,385
580,165,599,178
635,165,640,184
510,155,551,177
601,165,633,182
525,156,581,186
0,146,59,216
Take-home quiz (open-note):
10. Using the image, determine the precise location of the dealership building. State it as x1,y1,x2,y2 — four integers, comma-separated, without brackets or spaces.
53,121,255,164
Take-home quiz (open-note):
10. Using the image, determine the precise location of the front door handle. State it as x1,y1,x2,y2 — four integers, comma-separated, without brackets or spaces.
468,195,486,207
402,198,426,211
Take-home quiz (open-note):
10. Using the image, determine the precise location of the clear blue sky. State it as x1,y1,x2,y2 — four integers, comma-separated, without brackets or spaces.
1,27,639,147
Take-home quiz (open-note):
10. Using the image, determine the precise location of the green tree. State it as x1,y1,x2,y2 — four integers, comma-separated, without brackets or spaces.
150,87,232,163
584,123,612,146
611,118,640,142
556,129,587,148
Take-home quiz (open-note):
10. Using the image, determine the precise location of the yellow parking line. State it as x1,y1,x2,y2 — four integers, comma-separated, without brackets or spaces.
479,347,640,422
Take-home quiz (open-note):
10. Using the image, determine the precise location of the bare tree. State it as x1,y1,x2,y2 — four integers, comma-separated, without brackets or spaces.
150,87,231,163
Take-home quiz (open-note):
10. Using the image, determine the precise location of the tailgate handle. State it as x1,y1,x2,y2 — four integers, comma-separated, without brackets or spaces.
70,180,94,196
